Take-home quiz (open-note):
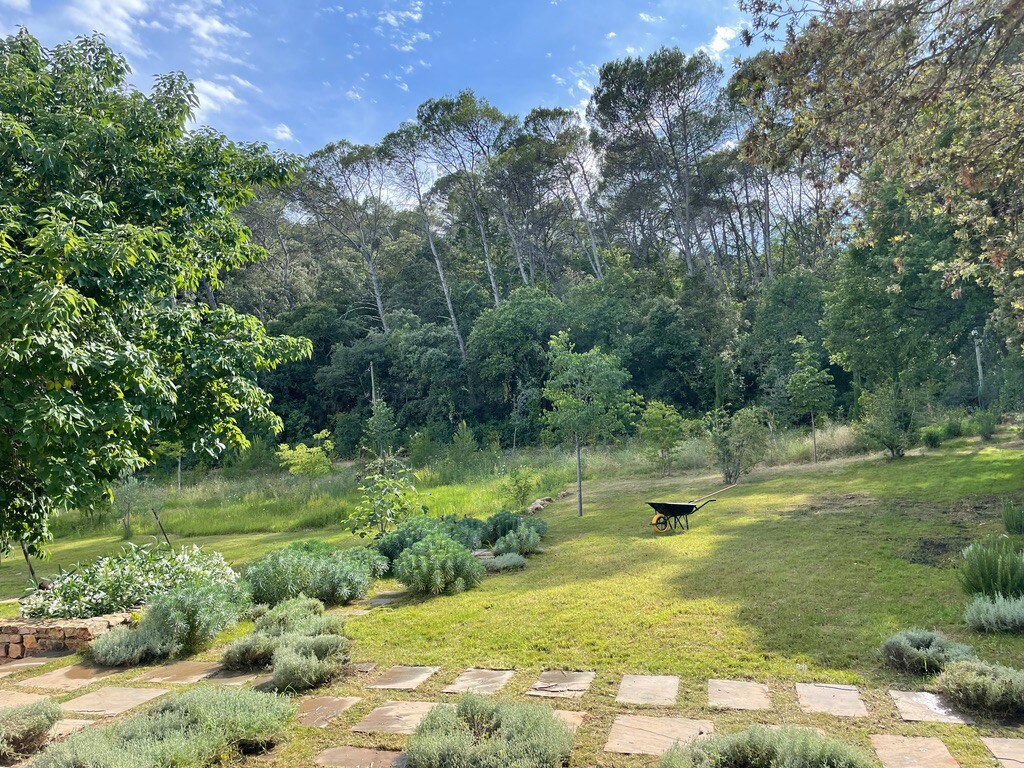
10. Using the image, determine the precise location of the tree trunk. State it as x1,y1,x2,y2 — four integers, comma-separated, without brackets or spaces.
366,254,389,332
498,200,529,285
471,199,501,307
763,170,774,280
811,411,818,464
423,214,467,358
575,437,583,517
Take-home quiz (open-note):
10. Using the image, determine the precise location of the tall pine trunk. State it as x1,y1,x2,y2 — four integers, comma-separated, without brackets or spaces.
575,436,583,517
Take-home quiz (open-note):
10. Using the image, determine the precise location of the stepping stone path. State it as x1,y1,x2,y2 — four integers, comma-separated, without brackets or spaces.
442,668,514,695
207,669,273,687
352,700,441,735
21,662,115,691
368,665,440,690
708,679,771,710
137,660,222,685
0,689,49,708
982,737,1024,767
61,686,168,716
889,690,970,724
527,670,596,699
51,719,93,739
315,746,406,767
605,714,714,756
0,657,49,679
795,683,867,717
616,674,679,705
553,710,588,732
871,735,959,768
297,695,362,727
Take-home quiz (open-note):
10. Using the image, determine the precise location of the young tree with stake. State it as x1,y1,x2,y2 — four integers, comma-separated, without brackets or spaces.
786,336,834,463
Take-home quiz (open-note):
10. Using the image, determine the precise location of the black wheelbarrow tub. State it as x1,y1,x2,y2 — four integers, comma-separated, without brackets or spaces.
647,499,716,531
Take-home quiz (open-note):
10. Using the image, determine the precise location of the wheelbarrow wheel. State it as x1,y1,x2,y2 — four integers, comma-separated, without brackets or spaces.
652,514,670,532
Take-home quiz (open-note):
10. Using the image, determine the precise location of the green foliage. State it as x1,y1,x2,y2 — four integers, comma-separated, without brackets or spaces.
639,400,687,474
363,398,400,456
960,539,1024,598
486,511,528,544
492,526,542,556
485,553,527,572
241,541,384,606
448,421,480,466
276,430,335,479
499,464,538,509
32,687,295,768
964,594,1024,633
406,694,573,768
394,534,485,595
920,426,945,449
880,629,975,675
20,544,237,618
705,407,770,484
658,725,875,768
0,699,61,761
349,453,420,536
936,660,1024,717
943,413,965,438
786,336,834,420
970,409,1000,440
374,515,486,564
1003,502,1024,535
0,32,309,557
856,385,917,458
408,431,442,468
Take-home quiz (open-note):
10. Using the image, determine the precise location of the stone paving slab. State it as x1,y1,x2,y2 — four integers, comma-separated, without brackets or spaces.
553,710,588,732
353,662,378,674
442,668,515,695
351,700,442,735
604,714,714,756
616,674,679,706
889,690,971,724
314,746,407,767
871,735,959,768
527,670,596,699
365,597,397,607
207,669,273,687
368,665,441,690
708,679,771,710
982,737,1024,767
137,660,222,685
51,719,93,739
0,657,49,679
20,662,115,691
795,683,867,717
297,695,362,727
61,686,169,716
0,689,49,708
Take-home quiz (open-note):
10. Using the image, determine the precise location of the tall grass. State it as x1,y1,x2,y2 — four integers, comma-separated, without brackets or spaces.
763,423,865,467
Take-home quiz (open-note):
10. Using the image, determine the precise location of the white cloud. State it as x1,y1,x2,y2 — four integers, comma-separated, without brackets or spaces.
168,4,248,58
638,12,663,23
397,81,409,92
392,29,430,52
345,88,362,101
378,0,422,27
0,0,30,9
67,0,151,55
699,25,739,60
272,123,295,141
191,78,242,124
227,74,261,92
605,31,616,39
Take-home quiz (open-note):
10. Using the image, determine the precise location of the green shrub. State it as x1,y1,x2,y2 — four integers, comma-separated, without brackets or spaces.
1004,502,1024,535
485,553,527,572
960,539,1024,597
406,694,572,768
880,629,975,674
0,699,61,760
658,725,874,768
485,510,527,544
970,409,1000,440
21,543,237,619
936,660,1024,717
375,515,487,563
920,425,944,449
942,414,964,439
492,526,541,556
964,594,1024,633
394,534,485,595
447,516,489,550
270,641,345,691
242,542,385,606
33,687,294,768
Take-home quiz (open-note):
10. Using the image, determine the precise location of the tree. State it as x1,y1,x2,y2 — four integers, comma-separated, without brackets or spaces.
350,453,420,537
277,430,335,479
362,397,400,457
542,332,640,516
705,407,769,484
0,32,310,556
786,336,835,462
638,400,687,475
857,385,918,458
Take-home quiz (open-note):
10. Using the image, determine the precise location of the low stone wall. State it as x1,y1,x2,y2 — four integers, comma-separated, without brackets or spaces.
0,612,133,658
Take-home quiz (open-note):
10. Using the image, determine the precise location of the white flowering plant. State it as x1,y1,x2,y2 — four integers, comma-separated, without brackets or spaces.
20,543,237,619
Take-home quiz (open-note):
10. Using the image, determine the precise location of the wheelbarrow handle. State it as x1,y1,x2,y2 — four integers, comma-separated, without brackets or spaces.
692,498,717,511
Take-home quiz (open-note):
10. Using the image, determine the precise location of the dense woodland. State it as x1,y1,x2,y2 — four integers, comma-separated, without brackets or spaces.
214,0,1022,454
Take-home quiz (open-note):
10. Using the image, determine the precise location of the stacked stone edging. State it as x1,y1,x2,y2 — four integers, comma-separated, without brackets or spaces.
0,612,133,658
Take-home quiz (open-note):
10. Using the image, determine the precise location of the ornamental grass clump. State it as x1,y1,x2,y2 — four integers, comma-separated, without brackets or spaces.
965,594,1024,633
405,694,573,768
484,553,527,572
32,687,294,768
959,539,1024,598
936,660,1024,717
242,541,386,606
394,534,485,596
880,629,975,675
657,726,875,768
0,699,61,761
20,544,237,619
1004,502,1024,535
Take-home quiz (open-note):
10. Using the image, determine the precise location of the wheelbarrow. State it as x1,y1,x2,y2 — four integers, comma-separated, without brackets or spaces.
647,485,735,532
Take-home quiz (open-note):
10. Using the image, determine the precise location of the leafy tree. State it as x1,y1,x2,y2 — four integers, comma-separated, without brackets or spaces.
350,454,420,537
786,336,835,462
277,431,335,480
638,400,687,475
705,407,770,484
362,398,400,457
0,33,309,556
542,331,641,516
447,421,479,466
857,384,918,458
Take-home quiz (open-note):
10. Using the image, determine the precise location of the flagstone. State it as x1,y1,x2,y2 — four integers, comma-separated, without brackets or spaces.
353,661,378,674
368,665,440,690
982,737,1024,767
51,719,93,739
443,668,514,695
137,660,222,685
0,690,49,708
297,695,362,727
604,714,714,756
708,679,771,710
352,700,441,735
553,710,588,732
616,674,679,705
0,658,49,679
795,683,867,717
527,670,596,699
315,746,407,767
871,735,959,768
62,686,168,716
207,669,273,686
20,662,115,691
365,597,397,607
889,690,970,724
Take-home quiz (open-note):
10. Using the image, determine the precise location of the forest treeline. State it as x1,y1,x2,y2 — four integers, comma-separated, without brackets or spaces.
215,0,1023,454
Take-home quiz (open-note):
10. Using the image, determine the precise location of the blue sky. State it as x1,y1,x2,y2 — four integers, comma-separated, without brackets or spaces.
1,0,747,153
